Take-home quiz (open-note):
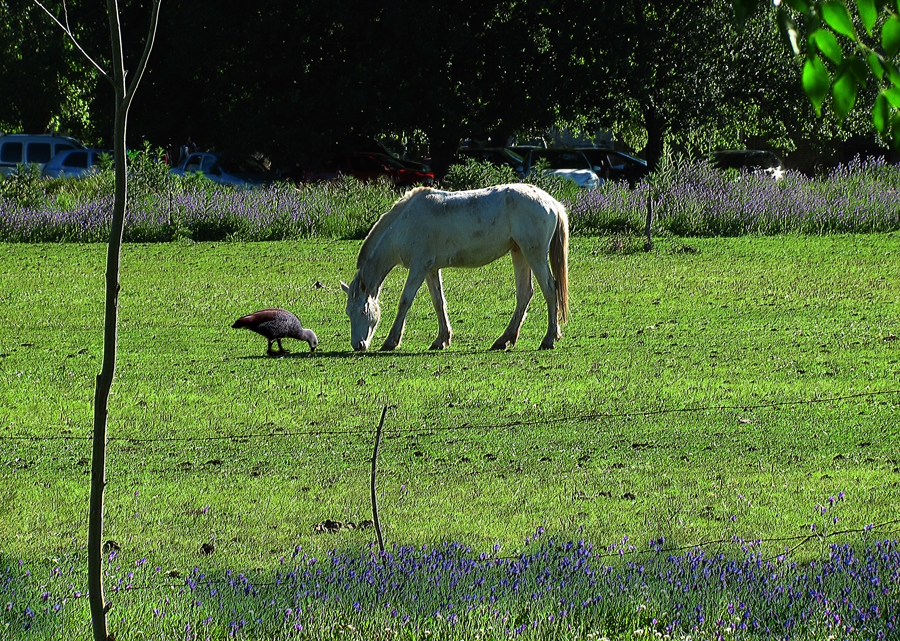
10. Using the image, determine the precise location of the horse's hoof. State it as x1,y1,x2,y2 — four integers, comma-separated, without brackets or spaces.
538,341,555,350
490,339,510,351
380,340,399,351
429,339,450,350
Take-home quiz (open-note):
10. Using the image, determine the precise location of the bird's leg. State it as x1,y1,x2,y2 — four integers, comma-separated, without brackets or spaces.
267,339,277,356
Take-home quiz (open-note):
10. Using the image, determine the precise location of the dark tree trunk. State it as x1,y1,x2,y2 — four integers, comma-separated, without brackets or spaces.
643,107,667,171
425,125,463,181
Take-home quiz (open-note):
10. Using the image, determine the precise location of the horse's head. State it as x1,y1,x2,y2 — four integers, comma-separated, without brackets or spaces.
341,275,381,351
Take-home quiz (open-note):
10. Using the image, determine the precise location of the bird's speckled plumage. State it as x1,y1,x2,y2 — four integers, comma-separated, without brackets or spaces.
232,308,318,355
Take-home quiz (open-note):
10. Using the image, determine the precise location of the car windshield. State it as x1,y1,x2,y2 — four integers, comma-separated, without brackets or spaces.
536,152,588,170
611,152,645,168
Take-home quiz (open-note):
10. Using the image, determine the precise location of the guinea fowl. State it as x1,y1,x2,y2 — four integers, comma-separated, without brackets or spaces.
232,308,318,355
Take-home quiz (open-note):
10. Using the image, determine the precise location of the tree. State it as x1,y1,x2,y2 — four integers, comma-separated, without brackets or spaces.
32,1,161,640
128,0,576,176
0,0,102,136
567,0,830,166
733,0,900,150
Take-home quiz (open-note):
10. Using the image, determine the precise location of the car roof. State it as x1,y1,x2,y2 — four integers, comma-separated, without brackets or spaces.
0,133,85,145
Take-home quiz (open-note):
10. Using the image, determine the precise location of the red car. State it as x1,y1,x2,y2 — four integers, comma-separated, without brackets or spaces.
303,152,434,186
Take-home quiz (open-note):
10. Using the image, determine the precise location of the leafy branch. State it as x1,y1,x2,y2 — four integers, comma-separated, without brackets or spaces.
735,0,900,148
32,0,111,84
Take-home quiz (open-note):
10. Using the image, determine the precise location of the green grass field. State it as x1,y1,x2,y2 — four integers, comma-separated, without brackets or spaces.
1,234,899,639
2,234,898,573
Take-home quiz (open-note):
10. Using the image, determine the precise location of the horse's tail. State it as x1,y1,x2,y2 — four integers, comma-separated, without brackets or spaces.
550,205,569,326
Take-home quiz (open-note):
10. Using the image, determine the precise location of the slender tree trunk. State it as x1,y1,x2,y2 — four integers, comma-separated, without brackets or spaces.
87,98,129,641
85,4,160,639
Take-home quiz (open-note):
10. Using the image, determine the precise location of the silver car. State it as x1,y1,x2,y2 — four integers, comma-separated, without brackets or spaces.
170,151,272,187
41,148,111,178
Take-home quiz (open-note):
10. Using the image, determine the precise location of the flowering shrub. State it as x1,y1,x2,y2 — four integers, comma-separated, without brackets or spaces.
1,157,899,242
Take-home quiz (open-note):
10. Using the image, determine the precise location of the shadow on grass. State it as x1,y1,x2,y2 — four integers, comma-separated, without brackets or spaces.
234,347,525,360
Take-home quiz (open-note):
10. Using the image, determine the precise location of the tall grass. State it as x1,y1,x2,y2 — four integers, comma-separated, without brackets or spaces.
1,153,899,242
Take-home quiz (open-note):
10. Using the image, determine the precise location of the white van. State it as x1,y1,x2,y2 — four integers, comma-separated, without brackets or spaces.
0,133,86,177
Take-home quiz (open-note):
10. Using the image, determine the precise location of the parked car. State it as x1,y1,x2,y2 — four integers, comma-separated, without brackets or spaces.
577,148,649,185
0,133,85,176
302,152,434,186
457,147,527,178
41,148,111,178
711,149,784,180
170,151,273,187
516,148,602,189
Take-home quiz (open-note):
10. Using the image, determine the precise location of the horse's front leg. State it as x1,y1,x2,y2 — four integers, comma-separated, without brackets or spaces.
491,250,534,350
381,267,429,351
426,269,452,349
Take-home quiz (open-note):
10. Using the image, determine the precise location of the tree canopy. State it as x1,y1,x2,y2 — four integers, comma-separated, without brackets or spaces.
3,0,895,172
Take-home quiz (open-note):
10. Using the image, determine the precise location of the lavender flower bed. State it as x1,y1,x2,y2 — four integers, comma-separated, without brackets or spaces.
4,530,897,639
2,157,899,243
0,175,396,243
566,157,900,237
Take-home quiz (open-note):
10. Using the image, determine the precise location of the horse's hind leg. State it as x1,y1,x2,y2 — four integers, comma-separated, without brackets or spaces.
491,250,534,350
522,248,559,350
426,269,452,349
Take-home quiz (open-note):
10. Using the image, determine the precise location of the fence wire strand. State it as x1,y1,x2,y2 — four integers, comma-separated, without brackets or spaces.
1,388,897,444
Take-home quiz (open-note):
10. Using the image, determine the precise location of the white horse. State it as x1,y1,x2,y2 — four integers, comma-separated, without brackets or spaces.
340,183,569,351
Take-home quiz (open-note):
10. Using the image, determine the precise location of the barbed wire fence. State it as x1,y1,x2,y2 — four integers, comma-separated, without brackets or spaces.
2,387,897,444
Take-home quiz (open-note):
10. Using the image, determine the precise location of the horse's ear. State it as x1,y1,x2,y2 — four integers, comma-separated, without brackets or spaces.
340,281,350,294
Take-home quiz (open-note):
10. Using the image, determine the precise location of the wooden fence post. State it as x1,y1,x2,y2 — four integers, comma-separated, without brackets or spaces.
370,406,388,558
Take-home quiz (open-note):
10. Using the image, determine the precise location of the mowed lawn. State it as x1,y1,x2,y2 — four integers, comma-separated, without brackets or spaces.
1,235,898,573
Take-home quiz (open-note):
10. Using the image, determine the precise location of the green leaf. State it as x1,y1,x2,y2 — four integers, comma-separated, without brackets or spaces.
856,0,878,36
832,68,859,120
778,8,803,55
821,1,858,40
883,15,900,57
802,55,832,116
886,61,900,87
884,85,900,109
867,52,885,81
783,0,811,11
846,55,869,86
873,92,889,135
812,28,843,63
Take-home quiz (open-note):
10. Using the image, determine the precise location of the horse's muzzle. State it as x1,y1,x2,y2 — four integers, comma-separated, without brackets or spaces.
353,340,369,352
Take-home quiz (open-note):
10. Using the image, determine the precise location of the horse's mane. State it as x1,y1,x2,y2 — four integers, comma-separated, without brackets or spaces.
357,186,432,269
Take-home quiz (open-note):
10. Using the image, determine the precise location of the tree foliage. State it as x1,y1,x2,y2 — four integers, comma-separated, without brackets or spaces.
2,0,894,170
734,0,900,150
0,0,102,136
